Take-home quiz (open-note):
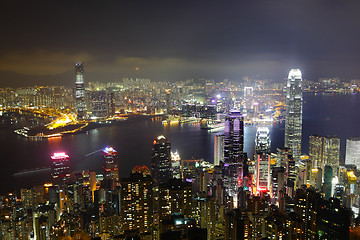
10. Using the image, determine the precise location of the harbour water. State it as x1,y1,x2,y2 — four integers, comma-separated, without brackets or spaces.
1,93,360,194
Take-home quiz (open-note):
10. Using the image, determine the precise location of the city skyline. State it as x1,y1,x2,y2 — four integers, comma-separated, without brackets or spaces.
2,1,360,87
2,1,360,238
1,76,360,238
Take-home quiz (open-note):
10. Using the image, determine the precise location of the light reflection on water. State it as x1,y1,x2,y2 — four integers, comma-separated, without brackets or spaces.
1,93,360,193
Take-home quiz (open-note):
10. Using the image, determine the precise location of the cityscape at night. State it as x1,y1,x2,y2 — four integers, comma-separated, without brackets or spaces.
2,1,360,240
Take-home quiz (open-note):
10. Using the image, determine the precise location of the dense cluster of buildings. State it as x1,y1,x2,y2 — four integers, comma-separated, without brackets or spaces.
1,68,360,239
2,62,359,127
303,77,360,94
0,62,359,141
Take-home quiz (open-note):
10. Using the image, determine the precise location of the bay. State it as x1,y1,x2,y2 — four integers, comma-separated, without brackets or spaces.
0,93,359,194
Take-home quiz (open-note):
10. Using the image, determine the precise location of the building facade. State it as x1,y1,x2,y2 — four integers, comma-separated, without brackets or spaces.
102,147,119,190
255,127,271,194
214,134,224,166
285,69,303,162
345,137,360,169
151,135,172,184
223,109,246,206
74,62,86,119
120,168,153,234
51,153,71,179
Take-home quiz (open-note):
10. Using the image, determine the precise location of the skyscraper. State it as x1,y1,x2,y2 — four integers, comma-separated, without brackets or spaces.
309,135,324,170
89,90,108,118
222,109,246,206
120,166,153,234
74,62,86,119
224,109,244,163
255,127,271,153
276,148,296,196
102,147,119,189
345,137,360,169
309,135,340,181
214,134,224,166
171,151,181,179
151,135,172,184
285,69,303,162
158,178,193,220
51,152,71,179
255,127,271,194
323,136,340,172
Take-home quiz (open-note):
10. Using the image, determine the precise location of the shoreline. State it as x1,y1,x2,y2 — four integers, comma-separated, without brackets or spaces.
12,114,163,139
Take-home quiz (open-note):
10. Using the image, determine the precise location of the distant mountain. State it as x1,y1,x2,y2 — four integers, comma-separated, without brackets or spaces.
0,71,74,88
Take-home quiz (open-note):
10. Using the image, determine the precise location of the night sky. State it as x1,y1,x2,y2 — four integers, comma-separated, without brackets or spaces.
1,1,360,87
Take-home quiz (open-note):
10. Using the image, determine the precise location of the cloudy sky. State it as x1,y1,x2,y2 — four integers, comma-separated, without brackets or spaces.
1,1,360,87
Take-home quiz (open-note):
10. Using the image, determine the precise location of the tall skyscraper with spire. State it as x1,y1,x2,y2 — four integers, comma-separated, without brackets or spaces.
74,62,86,119
285,69,303,162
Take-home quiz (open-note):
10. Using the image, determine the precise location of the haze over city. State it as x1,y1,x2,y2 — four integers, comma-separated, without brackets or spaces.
2,1,360,87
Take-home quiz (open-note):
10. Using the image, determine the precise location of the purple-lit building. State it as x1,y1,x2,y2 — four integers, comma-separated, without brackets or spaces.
51,152,71,179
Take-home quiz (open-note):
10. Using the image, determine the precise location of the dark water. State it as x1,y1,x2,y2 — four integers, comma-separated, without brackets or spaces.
0,93,359,194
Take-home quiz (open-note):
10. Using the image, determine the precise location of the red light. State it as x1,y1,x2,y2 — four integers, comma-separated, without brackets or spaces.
258,187,268,192
51,152,69,161
53,152,67,157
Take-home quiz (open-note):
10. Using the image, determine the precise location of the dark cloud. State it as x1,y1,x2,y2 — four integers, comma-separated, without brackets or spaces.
1,0,360,86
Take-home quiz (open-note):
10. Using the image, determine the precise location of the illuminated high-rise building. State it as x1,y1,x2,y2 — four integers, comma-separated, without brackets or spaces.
255,127,271,194
223,109,246,205
158,178,193,220
171,151,181,179
151,135,172,184
255,127,271,153
276,148,296,197
345,137,360,169
271,167,285,206
276,147,291,168
309,135,340,181
74,62,86,119
285,69,303,162
102,147,119,189
286,155,296,197
323,136,340,172
309,135,324,170
51,153,71,179
214,134,224,166
224,109,244,162
243,86,253,97
107,92,116,117
89,90,108,118
120,166,153,234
